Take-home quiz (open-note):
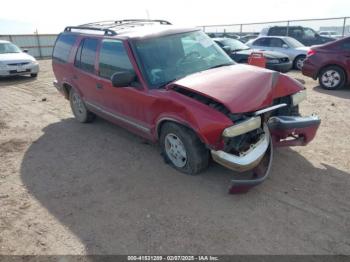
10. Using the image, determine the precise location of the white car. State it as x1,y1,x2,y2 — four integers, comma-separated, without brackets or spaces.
0,40,39,77
247,36,309,70
319,31,343,39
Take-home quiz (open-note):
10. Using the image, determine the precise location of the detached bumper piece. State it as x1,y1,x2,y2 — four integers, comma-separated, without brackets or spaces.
268,115,320,147
211,125,273,194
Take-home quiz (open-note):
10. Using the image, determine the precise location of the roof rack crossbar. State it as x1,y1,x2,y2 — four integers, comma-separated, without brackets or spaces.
64,26,117,36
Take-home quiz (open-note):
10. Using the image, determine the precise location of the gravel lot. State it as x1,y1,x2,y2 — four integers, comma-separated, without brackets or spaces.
0,60,349,255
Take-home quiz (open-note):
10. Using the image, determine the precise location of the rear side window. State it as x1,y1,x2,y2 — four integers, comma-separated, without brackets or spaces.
53,34,77,63
75,38,99,73
268,38,284,47
98,40,134,79
341,39,350,50
253,38,268,46
269,27,287,36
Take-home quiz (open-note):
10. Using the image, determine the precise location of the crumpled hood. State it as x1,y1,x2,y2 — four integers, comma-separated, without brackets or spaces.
0,52,36,64
169,64,302,113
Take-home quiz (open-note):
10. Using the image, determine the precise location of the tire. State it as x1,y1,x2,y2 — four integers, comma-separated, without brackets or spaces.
69,88,95,123
30,73,38,77
318,66,346,90
293,55,306,70
160,122,209,175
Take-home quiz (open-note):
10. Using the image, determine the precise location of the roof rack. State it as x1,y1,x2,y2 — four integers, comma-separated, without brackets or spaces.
64,26,117,36
64,19,172,36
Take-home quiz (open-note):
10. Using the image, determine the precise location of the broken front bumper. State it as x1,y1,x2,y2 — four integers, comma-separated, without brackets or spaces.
211,115,320,194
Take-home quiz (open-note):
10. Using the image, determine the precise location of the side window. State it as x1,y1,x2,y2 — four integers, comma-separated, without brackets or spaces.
98,40,134,79
290,28,303,38
270,27,286,36
269,38,284,47
53,34,77,63
74,38,98,73
341,40,350,50
253,38,268,46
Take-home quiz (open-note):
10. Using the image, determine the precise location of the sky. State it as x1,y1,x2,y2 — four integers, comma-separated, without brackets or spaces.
0,0,350,34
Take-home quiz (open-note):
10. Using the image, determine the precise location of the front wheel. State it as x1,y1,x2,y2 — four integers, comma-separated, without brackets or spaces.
30,73,38,77
160,122,209,175
69,89,95,123
319,66,346,90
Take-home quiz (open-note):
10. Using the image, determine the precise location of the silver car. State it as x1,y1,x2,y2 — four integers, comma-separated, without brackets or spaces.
0,40,39,77
247,36,309,70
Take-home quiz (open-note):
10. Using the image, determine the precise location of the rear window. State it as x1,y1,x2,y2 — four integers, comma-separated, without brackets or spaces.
53,34,77,63
75,38,99,73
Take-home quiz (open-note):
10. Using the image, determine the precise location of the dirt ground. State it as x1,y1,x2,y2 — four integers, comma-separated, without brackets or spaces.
0,60,349,255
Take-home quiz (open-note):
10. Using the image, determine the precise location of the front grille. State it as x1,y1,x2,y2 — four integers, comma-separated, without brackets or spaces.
7,62,30,66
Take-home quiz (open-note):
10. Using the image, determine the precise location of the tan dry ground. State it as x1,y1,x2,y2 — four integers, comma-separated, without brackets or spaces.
0,60,349,255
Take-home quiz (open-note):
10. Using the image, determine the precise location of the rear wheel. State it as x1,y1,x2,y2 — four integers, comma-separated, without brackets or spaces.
319,66,346,90
160,122,209,175
69,89,95,123
293,55,306,70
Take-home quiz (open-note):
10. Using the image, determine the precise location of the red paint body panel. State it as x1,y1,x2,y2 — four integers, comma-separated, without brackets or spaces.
302,36,350,83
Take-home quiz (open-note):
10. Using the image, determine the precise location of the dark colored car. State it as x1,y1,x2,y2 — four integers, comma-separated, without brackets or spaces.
52,19,320,194
214,38,292,73
302,37,350,90
261,26,335,46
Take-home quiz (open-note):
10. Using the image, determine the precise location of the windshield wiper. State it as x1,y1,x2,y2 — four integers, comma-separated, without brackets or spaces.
207,62,234,70
158,78,179,89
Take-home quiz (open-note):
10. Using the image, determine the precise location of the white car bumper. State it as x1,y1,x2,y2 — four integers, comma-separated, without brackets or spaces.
0,63,39,77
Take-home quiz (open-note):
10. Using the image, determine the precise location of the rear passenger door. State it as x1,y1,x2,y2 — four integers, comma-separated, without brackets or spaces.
72,38,102,105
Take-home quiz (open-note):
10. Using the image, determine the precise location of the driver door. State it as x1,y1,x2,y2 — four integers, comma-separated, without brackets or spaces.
93,39,155,139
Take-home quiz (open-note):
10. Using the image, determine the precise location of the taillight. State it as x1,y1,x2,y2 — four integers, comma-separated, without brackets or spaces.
307,49,316,57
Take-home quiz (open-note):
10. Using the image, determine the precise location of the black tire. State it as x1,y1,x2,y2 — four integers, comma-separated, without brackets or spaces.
293,55,306,70
318,66,346,90
160,122,209,175
69,88,95,123
30,73,38,77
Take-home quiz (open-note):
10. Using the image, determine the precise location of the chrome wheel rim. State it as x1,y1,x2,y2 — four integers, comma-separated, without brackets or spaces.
321,70,341,88
164,133,187,168
72,93,85,116
296,57,305,70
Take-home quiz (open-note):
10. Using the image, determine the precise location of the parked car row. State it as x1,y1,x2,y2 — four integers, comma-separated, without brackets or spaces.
213,37,292,72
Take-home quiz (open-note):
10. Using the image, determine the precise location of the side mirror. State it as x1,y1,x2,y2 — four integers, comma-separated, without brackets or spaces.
22,49,28,53
111,71,136,87
222,46,231,53
282,44,289,49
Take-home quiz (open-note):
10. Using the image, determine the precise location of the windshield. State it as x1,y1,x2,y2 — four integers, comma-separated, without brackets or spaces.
133,30,234,88
284,37,304,48
0,42,22,54
217,38,250,51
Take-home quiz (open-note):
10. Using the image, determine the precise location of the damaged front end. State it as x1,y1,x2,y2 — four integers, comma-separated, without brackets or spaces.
211,90,320,194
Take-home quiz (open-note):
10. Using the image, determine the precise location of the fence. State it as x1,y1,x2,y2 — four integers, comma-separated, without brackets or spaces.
200,16,350,37
1,17,350,59
0,34,58,59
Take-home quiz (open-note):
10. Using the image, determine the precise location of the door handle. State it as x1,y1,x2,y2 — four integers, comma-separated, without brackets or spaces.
96,83,103,89
72,75,78,80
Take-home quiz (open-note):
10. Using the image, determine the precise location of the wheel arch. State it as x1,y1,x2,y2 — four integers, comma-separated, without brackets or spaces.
316,64,347,82
156,118,208,146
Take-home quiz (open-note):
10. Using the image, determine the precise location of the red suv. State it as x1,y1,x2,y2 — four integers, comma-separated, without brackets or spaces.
302,37,350,90
52,20,320,193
